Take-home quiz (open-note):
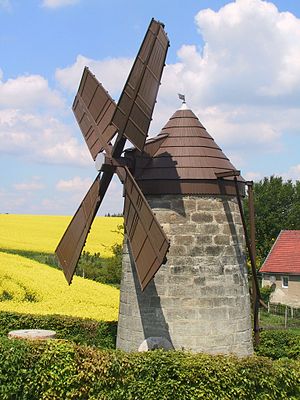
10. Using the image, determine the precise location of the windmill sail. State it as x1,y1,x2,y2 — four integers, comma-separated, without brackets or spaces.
73,67,117,159
56,18,170,288
55,175,102,284
112,19,169,152
123,166,169,290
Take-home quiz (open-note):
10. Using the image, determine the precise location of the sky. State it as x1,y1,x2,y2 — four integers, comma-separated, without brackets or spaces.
0,0,300,216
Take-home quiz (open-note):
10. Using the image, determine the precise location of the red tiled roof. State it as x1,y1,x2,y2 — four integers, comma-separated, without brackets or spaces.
260,230,300,275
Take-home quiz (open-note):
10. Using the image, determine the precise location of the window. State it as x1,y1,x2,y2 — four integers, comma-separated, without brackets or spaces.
282,276,289,288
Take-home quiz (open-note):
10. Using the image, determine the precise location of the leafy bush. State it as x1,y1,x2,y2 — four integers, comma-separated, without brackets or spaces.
255,329,300,360
0,311,117,349
76,243,122,286
260,285,274,304
0,339,299,400
75,244,122,286
73,223,123,285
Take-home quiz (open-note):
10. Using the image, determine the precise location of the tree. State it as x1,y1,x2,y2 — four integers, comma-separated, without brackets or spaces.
244,176,300,267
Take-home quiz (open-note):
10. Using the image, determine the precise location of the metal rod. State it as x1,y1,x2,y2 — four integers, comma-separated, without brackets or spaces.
233,177,261,345
248,182,256,262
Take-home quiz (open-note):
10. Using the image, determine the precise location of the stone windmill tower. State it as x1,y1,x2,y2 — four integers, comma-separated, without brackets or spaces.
117,99,253,356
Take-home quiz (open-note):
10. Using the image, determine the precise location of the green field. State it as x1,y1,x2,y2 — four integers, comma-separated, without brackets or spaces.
0,214,122,320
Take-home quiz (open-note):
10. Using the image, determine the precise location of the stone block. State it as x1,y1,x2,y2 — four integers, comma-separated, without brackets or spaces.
167,284,194,297
168,245,187,256
174,235,194,246
169,264,185,274
153,211,186,224
196,197,224,211
168,275,193,285
195,235,213,246
214,235,230,245
182,198,197,212
214,212,229,224
204,245,223,257
191,212,213,223
169,223,197,235
165,308,197,320
196,223,219,235
190,246,205,257
193,277,206,286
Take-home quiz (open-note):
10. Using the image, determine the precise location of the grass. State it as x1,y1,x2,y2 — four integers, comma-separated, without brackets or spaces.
260,309,300,333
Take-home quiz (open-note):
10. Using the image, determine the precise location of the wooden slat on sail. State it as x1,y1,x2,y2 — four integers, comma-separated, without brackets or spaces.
55,175,101,284
123,166,169,290
111,19,169,152
73,67,117,159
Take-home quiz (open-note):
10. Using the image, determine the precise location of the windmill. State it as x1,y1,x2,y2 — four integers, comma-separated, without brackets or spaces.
116,98,264,355
56,19,264,355
55,19,170,291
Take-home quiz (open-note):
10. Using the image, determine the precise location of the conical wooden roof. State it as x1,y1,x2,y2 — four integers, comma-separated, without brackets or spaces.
126,106,245,196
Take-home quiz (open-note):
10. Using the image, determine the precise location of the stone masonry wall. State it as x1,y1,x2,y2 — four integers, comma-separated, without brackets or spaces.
117,195,253,356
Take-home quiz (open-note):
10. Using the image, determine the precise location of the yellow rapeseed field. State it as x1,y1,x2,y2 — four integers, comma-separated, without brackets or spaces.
0,214,123,257
0,214,123,320
0,251,119,320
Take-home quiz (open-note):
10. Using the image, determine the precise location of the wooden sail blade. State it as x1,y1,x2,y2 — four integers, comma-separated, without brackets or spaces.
123,166,169,290
73,67,117,159
55,174,102,284
111,19,169,152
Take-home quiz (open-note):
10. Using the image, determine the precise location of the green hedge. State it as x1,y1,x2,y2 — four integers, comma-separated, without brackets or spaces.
0,311,117,349
2,311,300,359
0,338,299,400
256,329,300,360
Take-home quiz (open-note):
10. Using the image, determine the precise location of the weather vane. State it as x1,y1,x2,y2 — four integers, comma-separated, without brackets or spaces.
178,93,186,104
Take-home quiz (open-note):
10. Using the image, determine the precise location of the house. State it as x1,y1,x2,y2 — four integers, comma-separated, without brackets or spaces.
260,230,300,307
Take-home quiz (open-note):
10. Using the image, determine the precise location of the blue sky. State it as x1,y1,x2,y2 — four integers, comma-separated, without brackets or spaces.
1,0,300,216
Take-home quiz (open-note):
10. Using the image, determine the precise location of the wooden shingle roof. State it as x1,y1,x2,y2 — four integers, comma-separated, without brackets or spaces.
260,230,300,275
126,107,245,196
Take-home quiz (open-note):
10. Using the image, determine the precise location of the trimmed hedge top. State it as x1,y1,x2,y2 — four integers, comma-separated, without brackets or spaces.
0,338,299,400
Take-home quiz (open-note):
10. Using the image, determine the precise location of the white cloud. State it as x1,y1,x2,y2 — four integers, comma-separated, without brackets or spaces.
42,0,79,9
56,176,92,192
0,109,90,166
243,171,264,182
0,74,65,110
280,164,300,181
0,188,27,213
193,0,300,104
0,0,11,11
55,54,132,96
14,177,44,191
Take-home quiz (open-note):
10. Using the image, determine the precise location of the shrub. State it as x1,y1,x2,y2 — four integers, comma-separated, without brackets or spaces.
0,339,299,400
0,311,117,349
260,285,275,304
255,329,300,360
75,244,122,286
